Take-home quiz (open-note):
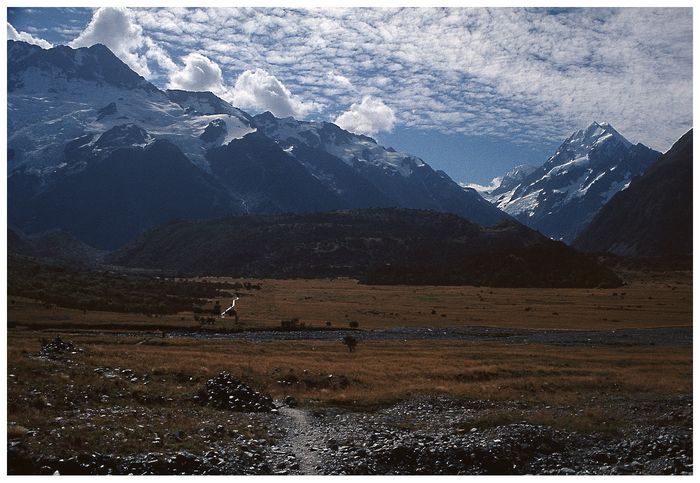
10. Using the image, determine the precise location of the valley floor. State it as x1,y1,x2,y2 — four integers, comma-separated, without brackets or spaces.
6,269,693,475
8,269,692,332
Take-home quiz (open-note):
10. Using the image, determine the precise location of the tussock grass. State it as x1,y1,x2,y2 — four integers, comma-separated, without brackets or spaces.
7,331,691,458
9,333,691,407
9,269,691,331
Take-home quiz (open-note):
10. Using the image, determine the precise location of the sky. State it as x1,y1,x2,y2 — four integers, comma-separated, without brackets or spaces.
6,6,693,185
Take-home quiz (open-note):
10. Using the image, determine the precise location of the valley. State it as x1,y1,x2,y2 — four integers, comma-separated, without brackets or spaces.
5,7,693,476
7,267,693,474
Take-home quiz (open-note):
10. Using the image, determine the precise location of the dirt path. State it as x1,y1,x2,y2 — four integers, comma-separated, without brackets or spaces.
277,407,325,474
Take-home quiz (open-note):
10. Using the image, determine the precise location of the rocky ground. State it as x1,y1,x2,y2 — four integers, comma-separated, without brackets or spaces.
7,334,692,475
9,393,692,475
268,395,692,475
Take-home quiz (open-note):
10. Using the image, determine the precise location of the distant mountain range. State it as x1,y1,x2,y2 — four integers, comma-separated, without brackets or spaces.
110,208,622,288
7,39,507,250
574,129,692,259
472,122,661,243
7,39,690,268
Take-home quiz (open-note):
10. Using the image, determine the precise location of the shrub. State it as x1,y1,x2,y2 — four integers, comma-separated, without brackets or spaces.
281,318,305,330
342,335,358,352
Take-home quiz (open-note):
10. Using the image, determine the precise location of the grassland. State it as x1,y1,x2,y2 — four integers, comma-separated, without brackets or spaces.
7,331,692,458
8,269,692,331
6,268,692,467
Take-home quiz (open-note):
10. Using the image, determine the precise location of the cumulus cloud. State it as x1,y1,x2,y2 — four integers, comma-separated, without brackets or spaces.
7,22,53,49
70,7,176,79
168,53,224,92
229,68,320,118
70,7,151,76
335,96,396,136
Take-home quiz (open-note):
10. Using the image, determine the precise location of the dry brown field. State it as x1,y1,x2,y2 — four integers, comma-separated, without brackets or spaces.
8,269,692,332
6,267,693,473
7,330,692,457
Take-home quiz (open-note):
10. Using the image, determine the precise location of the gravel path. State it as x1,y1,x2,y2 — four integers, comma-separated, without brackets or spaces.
277,407,324,475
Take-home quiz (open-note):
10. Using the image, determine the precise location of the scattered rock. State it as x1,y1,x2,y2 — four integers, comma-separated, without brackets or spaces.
196,372,275,412
38,337,82,358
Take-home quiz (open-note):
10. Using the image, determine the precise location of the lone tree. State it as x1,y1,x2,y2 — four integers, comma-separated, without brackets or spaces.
342,335,358,352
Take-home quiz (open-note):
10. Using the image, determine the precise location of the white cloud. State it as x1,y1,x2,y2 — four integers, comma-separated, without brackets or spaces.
326,71,354,89
168,53,223,92
70,7,151,77
69,7,176,79
62,7,691,150
229,68,321,118
7,22,53,49
335,96,396,136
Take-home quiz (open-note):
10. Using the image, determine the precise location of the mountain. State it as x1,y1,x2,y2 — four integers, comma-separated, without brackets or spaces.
481,122,661,242
9,137,239,249
110,208,621,288
7,40,159,94
252,112,510,226
465,164,537,201
574,129,692,259
206,130,346,213
8,227,106,266
8,40,255,173
8,40,509,250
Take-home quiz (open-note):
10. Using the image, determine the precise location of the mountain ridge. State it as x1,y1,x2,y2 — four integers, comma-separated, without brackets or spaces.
8,39,510,249
573,129,692,259
476,121,661,242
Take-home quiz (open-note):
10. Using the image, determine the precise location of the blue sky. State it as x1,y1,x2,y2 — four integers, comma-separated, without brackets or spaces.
7,7,693,184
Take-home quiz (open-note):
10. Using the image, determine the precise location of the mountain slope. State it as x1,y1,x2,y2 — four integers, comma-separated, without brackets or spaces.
111,208,621,288
8,227,106,266
253,112,510,226
465,164,537,201
8,40,159,94
574,129,692,258
207,131,347,213
487,122,660,242
8,40,255,174
9,39,513,250
9,137,238,250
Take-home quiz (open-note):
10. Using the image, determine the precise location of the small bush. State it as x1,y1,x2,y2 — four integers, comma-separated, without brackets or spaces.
281,318,305,330
349,320,359,328
342,335,358,352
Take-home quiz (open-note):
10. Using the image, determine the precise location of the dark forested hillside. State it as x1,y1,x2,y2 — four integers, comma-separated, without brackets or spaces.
111,208,621,288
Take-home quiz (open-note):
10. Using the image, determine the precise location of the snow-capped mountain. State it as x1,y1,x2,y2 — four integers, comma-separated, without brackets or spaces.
8,41,255,174
574,129,692,258
464,164,537,202
480,122,660,242
7,40,509,250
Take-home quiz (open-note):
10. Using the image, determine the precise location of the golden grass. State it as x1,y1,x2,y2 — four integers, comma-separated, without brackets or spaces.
7,268,692,461
7,329,691,457
8,269,692,331
9,332,691,407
